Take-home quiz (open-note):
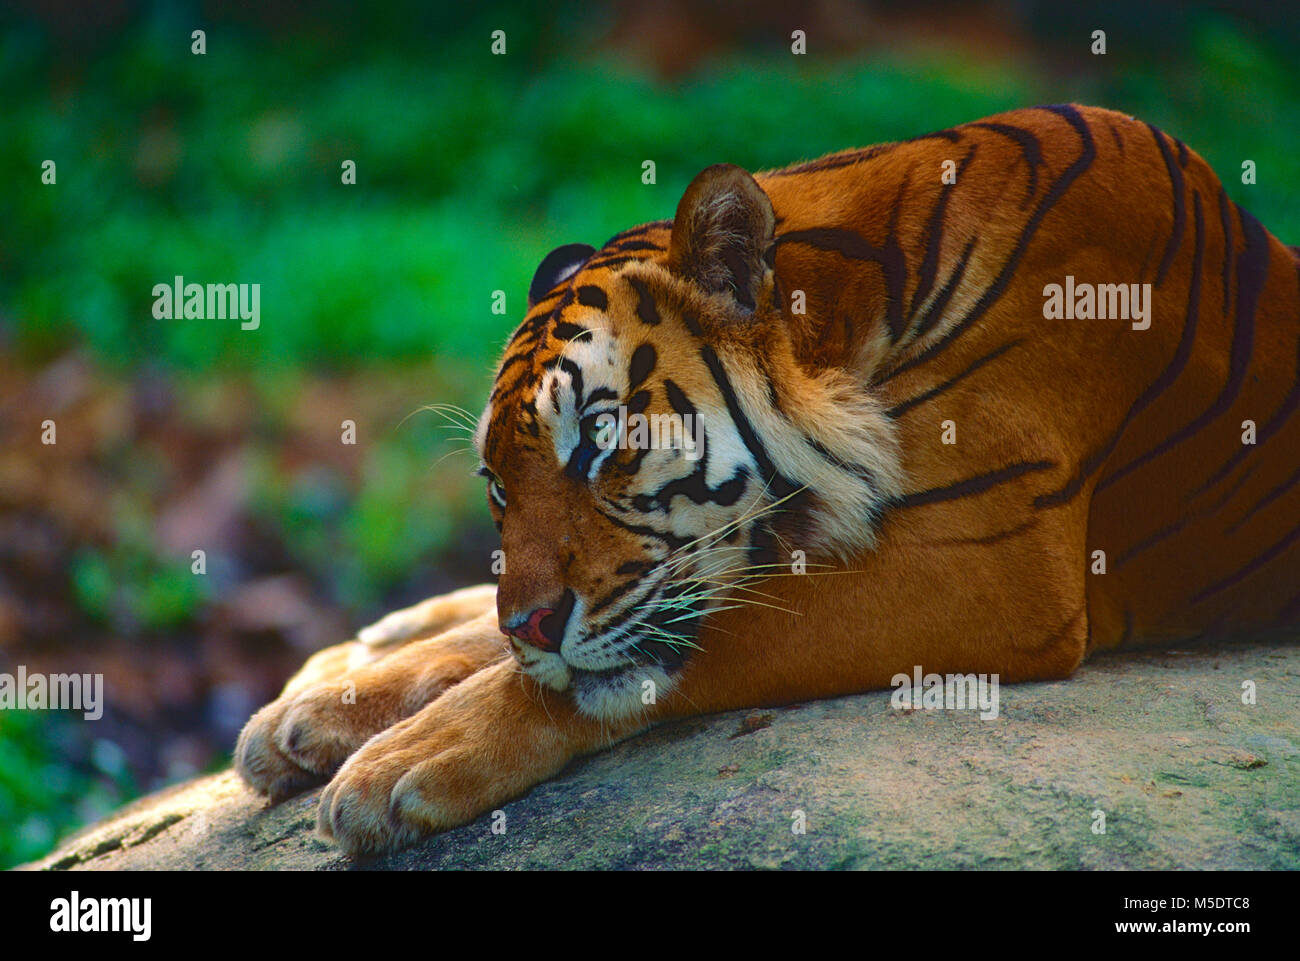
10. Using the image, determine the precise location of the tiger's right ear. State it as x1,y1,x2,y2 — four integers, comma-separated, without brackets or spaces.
528,243,596,309
668,163,775,312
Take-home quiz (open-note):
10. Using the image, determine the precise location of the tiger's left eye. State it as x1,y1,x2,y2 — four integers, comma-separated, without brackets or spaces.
587,417,617,450
477,465,507,507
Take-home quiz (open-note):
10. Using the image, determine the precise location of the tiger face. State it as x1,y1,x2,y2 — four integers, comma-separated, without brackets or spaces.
475,165,904,719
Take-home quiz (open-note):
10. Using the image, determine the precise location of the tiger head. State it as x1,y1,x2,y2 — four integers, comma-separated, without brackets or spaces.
474,164,903,718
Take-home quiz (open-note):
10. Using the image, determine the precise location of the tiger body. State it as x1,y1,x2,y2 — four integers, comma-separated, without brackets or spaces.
236,104,1300,854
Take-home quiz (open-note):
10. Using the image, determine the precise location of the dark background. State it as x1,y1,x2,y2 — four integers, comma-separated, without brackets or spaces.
1,0,1297,867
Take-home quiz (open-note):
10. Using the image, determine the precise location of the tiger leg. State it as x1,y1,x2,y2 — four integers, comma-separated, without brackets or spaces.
652,500,1094,717
354,583,498,651
317,656,649,855
267,583,496,703
236,607,507,801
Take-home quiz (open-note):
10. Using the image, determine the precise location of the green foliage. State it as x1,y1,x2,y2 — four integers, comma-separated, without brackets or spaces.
0,710,135,868
70,542,209,633
5,13,1295,374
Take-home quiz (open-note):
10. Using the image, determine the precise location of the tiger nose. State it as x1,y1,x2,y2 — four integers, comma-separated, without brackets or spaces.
500,588,576,653
502,607,562,652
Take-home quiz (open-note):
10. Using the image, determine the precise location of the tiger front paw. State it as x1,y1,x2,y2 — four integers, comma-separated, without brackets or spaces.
236,611,512,804
315,660,603,857
234,680,369,801
315,724,467,856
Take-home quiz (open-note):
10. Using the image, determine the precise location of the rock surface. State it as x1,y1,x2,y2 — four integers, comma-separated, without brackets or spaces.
25,642,1300,870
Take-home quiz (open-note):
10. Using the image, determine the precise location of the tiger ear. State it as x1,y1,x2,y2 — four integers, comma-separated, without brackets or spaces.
528,243,596,308
668,163,775,312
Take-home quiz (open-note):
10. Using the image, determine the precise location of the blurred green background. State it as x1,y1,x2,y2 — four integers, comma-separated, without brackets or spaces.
1,0,1297,867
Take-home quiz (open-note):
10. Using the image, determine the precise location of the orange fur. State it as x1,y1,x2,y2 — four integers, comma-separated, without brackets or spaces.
237,105,1300,855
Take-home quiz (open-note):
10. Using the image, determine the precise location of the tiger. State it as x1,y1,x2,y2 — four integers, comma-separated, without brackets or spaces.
235,103,1300,856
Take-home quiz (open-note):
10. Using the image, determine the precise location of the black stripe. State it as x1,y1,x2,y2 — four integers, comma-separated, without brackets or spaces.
762,367,784,415
806,438,879,496
502,323,540,354
911,236,977,340
1228,462,1300,533
588,574,645,618
1218,186,1235,317
492,351,530,383
626,276,662,325
765,143,896,178
882,104,1096,382
576,285,608,310
1189,519,1300,607
618,389,655,476
663,378,696,422
1148,124,1187,287
908,146,977,322
894,460,1056,509
595,503,691,552
1195,323,1300,494
1115,515,1189,568
643,377,721,508
526,288,566,314
490,368,532,403
1204,460,1258,518
1109,122,1125,155
645,463,749,511
699,345,800,499
1097,203,1269,495
887,339,1022,419
613,239,663,252
582,387,618,411
583,255,643,271
773,225,907,342
1029,606,1086,654
628,343,657,391
551,321,588,341
971,122,1041,206
929,515,1040,547
543,356,585,410
1039,191,1207,508
603,221,672,247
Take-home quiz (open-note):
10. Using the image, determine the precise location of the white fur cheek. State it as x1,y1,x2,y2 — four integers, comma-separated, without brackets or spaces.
573,665,675,721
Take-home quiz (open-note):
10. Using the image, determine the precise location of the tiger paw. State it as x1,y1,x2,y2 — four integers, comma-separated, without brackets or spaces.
315,660,592,856
315,725,465,856
234,681,366,801
315,692,510,856
237,614,511,805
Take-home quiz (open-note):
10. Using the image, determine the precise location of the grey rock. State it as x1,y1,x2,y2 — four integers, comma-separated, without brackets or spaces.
23,642,1300,870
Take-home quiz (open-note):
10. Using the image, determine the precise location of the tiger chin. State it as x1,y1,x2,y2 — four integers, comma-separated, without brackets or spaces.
235,103,1300,857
